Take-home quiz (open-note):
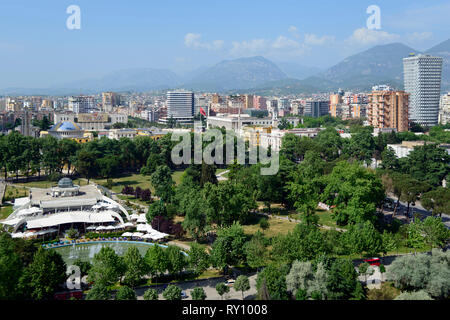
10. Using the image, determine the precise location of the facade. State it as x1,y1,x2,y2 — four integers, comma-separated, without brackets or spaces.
304,100,330,118
403,54,443,127
387,140,426,158
164,90,194,124
439,93,450,125
368,90,409,132
44,121,86,140
260,128,324,152
54,112,128,131
102,92,120,112
68,96,96,114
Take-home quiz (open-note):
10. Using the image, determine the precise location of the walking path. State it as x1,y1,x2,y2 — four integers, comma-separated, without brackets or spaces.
0,180,6,205
216,170,230,181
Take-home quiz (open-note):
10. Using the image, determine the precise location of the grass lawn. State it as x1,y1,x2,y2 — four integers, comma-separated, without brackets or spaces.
93,170,186,194
0,204,13,220
242,214,298,239
3,186,29,202
290,209,349,230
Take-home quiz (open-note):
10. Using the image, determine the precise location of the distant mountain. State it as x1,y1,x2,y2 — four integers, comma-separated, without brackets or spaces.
60,68,181,93
275,62,322,80
231,78,323,95
426,39,450,91
311,43,418,91
182,56,288,91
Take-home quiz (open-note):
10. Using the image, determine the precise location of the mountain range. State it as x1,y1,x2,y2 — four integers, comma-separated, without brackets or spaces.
2,39,450,96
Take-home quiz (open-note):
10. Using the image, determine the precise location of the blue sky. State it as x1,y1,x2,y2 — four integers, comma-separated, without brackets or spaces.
1,0,449,88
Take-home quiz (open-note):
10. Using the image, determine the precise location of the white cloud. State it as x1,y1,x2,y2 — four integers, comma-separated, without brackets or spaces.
346,28,400,46
288,26,300,39
272,36,300,49
230,39,269,56
304,34,335,46
184,33,224,50
406,32,433,43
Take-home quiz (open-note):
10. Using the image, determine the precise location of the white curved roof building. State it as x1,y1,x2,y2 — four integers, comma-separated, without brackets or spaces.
0,178,130,237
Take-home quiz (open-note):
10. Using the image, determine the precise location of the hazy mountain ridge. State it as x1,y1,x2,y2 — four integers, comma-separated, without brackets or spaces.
2,39,449,95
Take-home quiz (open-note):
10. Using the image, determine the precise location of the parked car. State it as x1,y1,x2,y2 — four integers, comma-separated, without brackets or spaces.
181,291,188,299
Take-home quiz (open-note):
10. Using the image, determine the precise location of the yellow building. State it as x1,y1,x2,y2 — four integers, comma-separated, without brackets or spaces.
241,126,272,147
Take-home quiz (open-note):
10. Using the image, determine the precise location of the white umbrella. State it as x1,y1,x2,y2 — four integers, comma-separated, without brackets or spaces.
24,232,37,238
132,232,144,238
142,234,153,239
114,224,125,229
122,232,133,237
129,214,139,220
86,226,97,230
137,214,147,223
104,225,115,230
96,226,107,231
123,222,134,228
11,232,24,238
136,224,148,232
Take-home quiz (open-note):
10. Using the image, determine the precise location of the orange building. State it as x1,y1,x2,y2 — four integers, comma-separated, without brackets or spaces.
329,94,342,117
368,91,409,132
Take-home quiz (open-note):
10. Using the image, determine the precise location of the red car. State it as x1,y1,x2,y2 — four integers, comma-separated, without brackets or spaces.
364,258,381,266
54,290,83,300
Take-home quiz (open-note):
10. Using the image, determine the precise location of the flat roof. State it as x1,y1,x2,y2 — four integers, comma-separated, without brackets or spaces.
26,211,117,229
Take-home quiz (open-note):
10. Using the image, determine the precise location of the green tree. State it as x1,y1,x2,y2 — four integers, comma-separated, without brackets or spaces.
234,275,250,300
191,287,207,300
76,149,99,183
86,283,111,300
210,222,246,272
188,243,210,275
23,248,67,300
421,187,450,218
123,246,147,287
244,231,268,269
143,288,159,300
115,286,137,300
166,245,187,275
421,216,450,249
0,233,23,299
151,165,175,202
144,244,168,279
394,290,433,300
88,247,125,287
146,200,167,222
256,263,289,300
326,258,361,300
163,284,182,300
215,282,230,300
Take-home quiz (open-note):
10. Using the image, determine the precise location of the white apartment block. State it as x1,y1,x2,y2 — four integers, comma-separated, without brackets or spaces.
439,92,450,125
403,54,443,127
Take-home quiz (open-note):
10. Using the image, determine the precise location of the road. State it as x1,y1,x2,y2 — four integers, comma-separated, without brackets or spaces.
386,194,450,229
135,274,258,300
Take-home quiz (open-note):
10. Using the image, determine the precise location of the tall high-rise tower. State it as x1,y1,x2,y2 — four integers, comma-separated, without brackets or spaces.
403,54,443,127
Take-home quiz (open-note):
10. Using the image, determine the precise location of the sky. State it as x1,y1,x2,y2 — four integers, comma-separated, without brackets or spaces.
1,0,449,88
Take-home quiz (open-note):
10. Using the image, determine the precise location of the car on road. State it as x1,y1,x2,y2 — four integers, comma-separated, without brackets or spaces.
181,291,188,299
364,258,381,266
225,279,235,287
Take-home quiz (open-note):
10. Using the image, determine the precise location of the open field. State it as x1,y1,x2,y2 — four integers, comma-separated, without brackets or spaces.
3,185,29,202
0,204,13,220
242,214,298,239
